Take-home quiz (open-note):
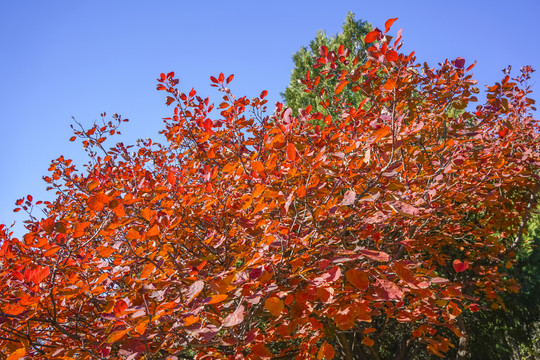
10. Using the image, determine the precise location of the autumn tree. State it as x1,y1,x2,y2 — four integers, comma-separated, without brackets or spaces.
282,12,372,115
1,19,539,360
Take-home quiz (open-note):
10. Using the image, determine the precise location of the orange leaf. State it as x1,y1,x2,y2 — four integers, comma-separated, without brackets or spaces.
140,207,153,221
384,77,396,91
251,343,273,359
362,336,375,346
264,297,284,317
73,221,90,238
346,269,369,290
107,329,129,343
6,348,27,360
286,143,297,162
2,303,26,316
112,204,126,218
95,272,109,285
370,126,391,144
384,18,398,33
140,263,155,279
43,246,61,257
31,266,50,284
88,193,109,212
183,315,199,326
360,249,390,262
394,261,418,285
135,320,149,335
252,161,265,173
318,341,335,360
146,224,160,237
252,201,268,215
334,80,349,95
206,294,228,305
126,228,141,240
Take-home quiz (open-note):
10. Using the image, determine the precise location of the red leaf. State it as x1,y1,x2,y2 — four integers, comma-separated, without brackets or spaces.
222,305,245,327
338,44,345,56
113,300,128,316
365,29,381,43
359,250,390,262
384,18,398,33
377,278,404,300
226,74,234,84
260,90,268,99
210,76,218,83
346,269,369,290
387,200,420,217
498,127,509,137
394,262,418,286
218,72,225,83
454,57,466,69
386,50,398,62
453,259,469,273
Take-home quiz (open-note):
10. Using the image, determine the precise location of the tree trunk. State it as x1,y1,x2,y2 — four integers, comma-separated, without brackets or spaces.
455,316,469,360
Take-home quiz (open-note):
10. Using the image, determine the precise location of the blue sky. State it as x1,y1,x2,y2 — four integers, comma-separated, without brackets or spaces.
1,0,539,237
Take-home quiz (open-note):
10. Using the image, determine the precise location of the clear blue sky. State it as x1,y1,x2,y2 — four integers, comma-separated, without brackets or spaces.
1,0,539,237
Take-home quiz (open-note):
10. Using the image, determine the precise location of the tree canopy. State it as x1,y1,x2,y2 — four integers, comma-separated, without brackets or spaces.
282,12,372,115
1,19,539,360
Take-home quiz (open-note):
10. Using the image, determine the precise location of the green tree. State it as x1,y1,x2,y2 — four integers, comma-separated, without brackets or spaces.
282,12,372,115
465,207,540,359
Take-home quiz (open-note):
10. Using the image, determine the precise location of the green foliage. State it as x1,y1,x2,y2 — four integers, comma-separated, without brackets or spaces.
466,208,540,359
282,12,372,115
